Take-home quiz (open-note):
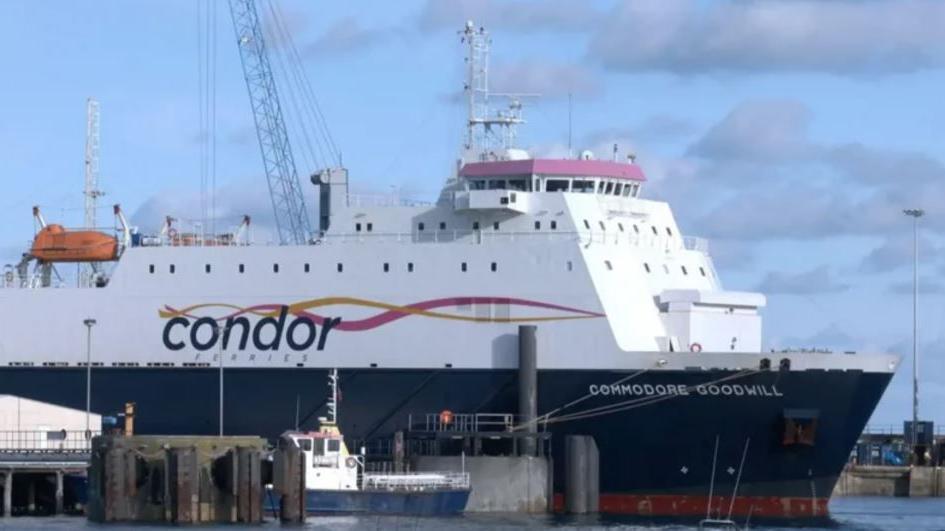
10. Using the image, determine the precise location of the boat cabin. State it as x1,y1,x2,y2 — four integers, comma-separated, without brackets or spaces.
286,423,360,491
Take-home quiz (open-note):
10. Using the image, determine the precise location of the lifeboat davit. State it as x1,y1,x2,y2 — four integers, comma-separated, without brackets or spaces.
30,224,118,263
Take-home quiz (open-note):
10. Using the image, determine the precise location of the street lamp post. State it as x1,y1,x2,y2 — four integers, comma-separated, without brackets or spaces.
903,208,924,463
83,318,97,439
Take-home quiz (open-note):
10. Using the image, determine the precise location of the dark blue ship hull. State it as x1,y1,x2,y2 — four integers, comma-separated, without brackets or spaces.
0,366,892,519
304,488,469,515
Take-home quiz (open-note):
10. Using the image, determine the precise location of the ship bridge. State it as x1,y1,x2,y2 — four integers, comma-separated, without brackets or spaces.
453,156,645,213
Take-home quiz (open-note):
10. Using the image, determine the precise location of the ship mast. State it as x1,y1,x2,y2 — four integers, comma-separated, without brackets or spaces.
461,21,529,161
82,98,103,288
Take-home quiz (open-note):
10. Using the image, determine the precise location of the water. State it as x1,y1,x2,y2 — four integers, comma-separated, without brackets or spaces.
4,498,943,530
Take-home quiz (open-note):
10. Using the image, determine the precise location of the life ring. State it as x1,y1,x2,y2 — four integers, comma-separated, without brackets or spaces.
345,456,357,468
167,228,179,239
439,409,453,426
690,342,703,353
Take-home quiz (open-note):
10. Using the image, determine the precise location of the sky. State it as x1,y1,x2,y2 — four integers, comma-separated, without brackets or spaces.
1,0,943,427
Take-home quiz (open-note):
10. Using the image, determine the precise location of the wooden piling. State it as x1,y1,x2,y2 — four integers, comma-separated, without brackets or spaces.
3,472,11,518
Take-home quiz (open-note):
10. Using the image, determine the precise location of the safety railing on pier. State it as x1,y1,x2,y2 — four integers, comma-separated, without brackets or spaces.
0,430,99,453
362,471,470,492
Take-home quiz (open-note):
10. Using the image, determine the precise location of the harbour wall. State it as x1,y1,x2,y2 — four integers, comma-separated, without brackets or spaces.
833,466,945,497
411,456,548,512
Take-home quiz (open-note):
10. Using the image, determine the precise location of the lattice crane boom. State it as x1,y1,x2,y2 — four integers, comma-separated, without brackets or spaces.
227,0,312,245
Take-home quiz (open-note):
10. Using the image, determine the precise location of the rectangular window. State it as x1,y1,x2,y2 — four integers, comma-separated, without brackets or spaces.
169,264,176,274
618,223,625,232
644,263,651,273
367,223,373,232
239,264,245,273
493,222,500,230
337,263,343,273
614,183,623,196
545,179,570,192
534,221,541,230
356,223,362,232
699,267,707,277
205,264,211,273
681,265,688,275
490,262,497,272
567,261,573,272
327,439,341,452
273,264,279,273
598,221,606,231
418,222,425,232
651,226,659,235
583,219,591,229
573,180,593,193
550,220,557,230
383,263,389,272
461,262,467,272
666,227,673,236
633,224,640,234
304,263,310,273
604,260,613,271
407,262,414,272
439,222,446,230
488,180,507,190
472,221,480,230
605,182,614,194
149,264,155,274
507,179,527,191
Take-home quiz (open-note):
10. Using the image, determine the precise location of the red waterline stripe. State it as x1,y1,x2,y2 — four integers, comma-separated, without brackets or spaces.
552,493,829,518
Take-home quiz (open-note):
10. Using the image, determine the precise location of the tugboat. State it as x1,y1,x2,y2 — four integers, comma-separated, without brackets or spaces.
279,370,471,515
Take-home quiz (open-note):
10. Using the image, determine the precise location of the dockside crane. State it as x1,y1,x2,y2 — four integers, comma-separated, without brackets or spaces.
227,0,312,245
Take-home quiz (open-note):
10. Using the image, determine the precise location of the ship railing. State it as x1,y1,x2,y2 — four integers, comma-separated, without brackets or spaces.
0,430,99,453
412,412,521,434
362,471,470,491
861,424,945,438
313,229,703,252
347,193,434,208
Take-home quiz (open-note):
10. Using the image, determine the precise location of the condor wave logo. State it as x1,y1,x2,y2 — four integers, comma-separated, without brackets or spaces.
159,296,605,352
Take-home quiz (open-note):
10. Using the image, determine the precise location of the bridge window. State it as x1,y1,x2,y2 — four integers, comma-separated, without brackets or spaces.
304,263,310,273
407,262,414,272
605,182,614,195
598,221,606,231
666,227,673,236
633,224,640,234
618,223,625,232
508,179,527,191
488,180,507,190
623,185,633,197
614,183,623,196
700,267,707,277
493,222,500,230
550,220,557,230
239,264,245,273
169,264,176,274
491,262,497,272
337,263,343,273
583,220,590,230
681,265,688,275
149,264,154,274
651,226,658,235
461,262,467,272
573,180,593,193
383,263,389,273
644,263,651,273
367,223,373,232
472,221,480,230
534,221,541,230
439,222,446,230
418,222,425,232
355,223,362,232
604,260,613,271
273,263,279,273
470,180,486,190
205,264,211,274
546,179,570,192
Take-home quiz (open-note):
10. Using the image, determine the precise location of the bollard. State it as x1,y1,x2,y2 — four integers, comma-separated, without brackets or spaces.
518,325,538,457
565,435,589,514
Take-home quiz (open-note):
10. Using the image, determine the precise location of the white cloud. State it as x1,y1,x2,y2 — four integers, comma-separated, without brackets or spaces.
588,0,945,75
756,266,849,294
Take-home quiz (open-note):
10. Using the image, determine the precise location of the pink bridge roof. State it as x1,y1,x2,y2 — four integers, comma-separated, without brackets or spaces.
459,158,646,181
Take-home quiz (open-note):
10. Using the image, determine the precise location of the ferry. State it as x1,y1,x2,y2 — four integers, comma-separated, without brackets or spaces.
0,21,897,520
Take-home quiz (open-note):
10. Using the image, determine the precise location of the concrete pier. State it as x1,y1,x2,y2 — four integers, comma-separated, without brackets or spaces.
411,455,548,512
833,466,945,497
87,435,268,523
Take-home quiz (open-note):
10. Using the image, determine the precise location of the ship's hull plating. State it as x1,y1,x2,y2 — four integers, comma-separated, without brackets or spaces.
0,366,891,519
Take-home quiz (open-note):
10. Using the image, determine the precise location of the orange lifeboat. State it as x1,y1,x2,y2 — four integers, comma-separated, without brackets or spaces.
30,224,118,263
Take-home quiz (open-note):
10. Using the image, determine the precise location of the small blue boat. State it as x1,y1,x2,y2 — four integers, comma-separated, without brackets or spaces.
277,370,471,516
